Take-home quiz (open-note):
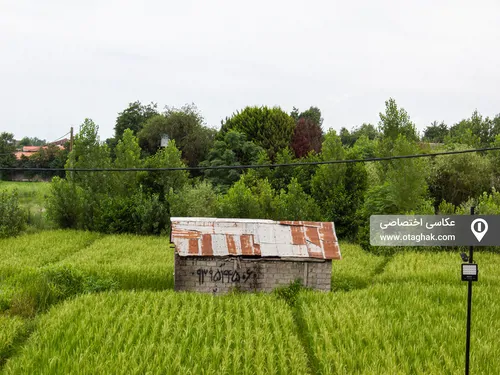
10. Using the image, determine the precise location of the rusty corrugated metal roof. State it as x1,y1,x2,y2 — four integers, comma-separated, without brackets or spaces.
170,217,341,260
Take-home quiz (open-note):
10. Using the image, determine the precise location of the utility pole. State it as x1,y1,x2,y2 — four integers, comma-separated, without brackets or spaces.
70,127,74,152
464,206,476,375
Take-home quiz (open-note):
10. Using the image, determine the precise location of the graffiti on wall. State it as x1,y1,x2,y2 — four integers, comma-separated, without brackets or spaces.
196,268,256,285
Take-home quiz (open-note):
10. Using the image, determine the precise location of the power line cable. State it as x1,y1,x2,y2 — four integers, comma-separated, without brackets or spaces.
48,132,71,144
1,146,499,172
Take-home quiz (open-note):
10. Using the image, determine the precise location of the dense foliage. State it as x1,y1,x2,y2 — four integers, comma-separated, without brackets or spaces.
220,106,296,160
3,98,500,249
0,190,26,238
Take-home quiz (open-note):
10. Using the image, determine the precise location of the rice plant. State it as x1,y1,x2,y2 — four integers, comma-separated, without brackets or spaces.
57,234,174,290
298,282,500,374
0,230,100,278
376,250,500,286
3,291,310,375
331,242,388,291
0,316,28,365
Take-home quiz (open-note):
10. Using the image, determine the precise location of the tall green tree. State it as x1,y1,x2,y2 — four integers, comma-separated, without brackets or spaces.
113,129,143,196
66,119,112,193
112,101,158,146
362,135,431,216
0,132,17,180
220,106,295,160
378,98,418,143
428,144,492,207
423,121,448,143
202,130,263,191
448,110,495,147
64,119,112,229
311,130,368,239
141,140,189,197
138,104,216,167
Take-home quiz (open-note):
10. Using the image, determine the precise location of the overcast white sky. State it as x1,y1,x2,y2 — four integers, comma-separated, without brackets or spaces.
1,0,499,142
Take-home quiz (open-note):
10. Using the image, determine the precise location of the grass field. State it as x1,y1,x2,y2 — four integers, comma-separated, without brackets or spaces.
58,234,175,290
1,230,499,374
0,182,51,209
2,292,310,375
0,316,30,366
299,283,500,374
0,181,52,231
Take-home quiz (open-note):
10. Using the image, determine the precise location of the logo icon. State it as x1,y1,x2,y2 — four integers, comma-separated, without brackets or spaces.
471,218,488,242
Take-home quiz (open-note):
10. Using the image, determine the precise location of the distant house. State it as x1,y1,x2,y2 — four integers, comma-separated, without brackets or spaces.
11,141,67,181
14,144,65,160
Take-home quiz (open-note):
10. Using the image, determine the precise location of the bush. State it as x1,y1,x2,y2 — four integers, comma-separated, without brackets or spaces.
169,181,218,217
85,190,169,235
217,178,261,218
274,178,322,221
4,266,118,317
274,279,305,307
0,190,26,238
46,177,83,229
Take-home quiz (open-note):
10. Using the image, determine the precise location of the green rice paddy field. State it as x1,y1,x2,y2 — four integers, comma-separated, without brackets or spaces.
1,231,499,374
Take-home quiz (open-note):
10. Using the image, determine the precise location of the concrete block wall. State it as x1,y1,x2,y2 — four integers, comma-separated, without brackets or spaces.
174,255,331,294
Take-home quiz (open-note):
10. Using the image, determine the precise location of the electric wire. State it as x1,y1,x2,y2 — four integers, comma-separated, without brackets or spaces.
1,146,499,172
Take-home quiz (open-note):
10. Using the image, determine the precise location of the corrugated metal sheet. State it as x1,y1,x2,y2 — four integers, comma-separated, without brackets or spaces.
171,217,341,260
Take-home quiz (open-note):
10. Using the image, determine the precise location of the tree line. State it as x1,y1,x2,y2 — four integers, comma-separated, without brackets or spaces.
2,98,500,252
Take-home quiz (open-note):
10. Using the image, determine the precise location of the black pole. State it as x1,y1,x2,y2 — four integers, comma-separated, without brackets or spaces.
465,206,475,375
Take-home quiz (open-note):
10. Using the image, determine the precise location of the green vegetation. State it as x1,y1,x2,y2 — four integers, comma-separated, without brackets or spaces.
0,182,52,233
1,232,499,373
0,182,51,208
0,231,172,316
0,316,29,365
3,292,309,375
298,283,500,374
0,230,99,278
331,243,388,291
58,234,174,290
1,98,499,251
376,251,500,287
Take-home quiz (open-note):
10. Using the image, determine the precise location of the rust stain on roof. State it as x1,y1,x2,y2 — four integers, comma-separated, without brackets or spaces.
201,234,213,256
188,238,199,255
171,217,341,260
226,235,237,255
290,225,306,245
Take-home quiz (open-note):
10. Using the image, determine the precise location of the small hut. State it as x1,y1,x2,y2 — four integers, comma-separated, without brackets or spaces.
171,217,341,294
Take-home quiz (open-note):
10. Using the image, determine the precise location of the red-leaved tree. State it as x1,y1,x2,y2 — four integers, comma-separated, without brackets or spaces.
291,118,323,158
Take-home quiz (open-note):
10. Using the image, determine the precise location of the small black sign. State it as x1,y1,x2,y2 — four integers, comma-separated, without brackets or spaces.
462,264,478,282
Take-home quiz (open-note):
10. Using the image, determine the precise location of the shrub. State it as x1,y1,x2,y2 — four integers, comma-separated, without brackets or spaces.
274,279,305,307
274,178,322,221
46,177,83,229
5,266,118,317
217,179,261,218
0,190,26,238
168,181,218,217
